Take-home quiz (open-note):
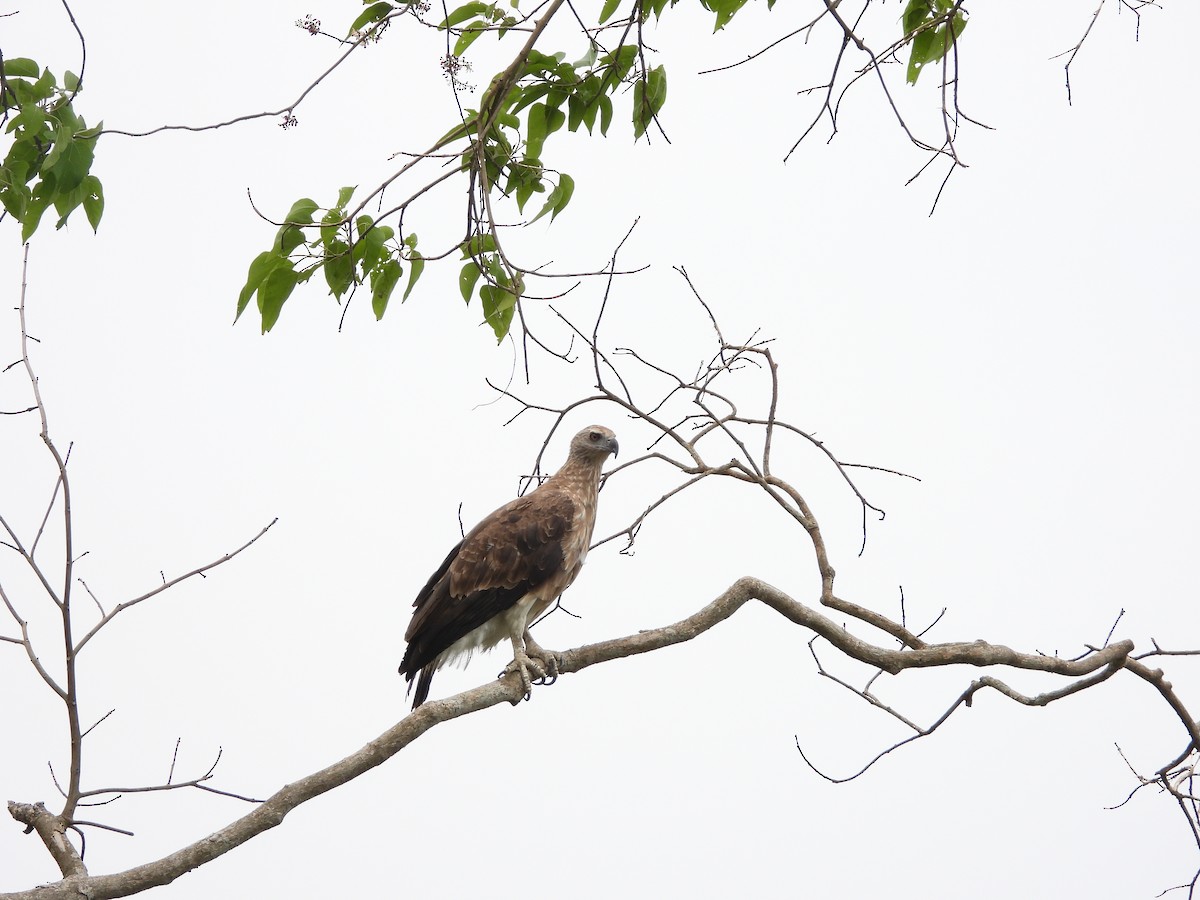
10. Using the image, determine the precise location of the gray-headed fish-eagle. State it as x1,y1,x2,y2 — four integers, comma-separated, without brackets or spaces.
399,425,619,708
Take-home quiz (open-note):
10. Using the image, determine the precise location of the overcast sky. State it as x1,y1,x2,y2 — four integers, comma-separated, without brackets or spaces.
2,1,1198,898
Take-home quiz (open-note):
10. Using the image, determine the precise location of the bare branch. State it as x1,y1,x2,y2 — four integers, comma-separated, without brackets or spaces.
72,519,279,656
99,16,400,138
0,575,1148,900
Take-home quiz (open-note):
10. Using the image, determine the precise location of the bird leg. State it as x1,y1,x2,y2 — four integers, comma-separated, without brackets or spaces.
500,631,561,701
522,631,561,686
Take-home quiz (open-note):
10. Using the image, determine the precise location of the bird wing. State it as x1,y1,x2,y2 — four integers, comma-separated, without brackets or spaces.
400,490,575,677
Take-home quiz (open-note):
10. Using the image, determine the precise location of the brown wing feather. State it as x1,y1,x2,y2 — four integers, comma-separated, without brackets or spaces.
399,491,575,683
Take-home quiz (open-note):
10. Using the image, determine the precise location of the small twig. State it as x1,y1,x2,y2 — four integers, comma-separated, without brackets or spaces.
73,519,279,655
167,738,182,785
80,709,115,740
68,820,133,837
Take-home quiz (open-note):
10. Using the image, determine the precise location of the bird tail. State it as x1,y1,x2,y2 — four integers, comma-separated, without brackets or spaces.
408,665,435,710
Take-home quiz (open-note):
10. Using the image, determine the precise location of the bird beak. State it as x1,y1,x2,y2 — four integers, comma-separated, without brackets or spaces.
609,437,619,458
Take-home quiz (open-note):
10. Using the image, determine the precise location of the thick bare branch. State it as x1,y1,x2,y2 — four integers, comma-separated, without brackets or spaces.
1,575,1148,900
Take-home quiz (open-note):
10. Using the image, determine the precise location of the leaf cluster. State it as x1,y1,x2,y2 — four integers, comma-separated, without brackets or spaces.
236,188,423,332
902,0,969,85
0,57,104,241
238,0,679,338
240,0,973,338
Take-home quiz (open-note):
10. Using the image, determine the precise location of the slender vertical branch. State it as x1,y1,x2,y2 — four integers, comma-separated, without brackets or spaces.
17,244,84,816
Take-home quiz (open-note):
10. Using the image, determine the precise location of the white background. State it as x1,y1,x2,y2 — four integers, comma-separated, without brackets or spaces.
2,1,1198,897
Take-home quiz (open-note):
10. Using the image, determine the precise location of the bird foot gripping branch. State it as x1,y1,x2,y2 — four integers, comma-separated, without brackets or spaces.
500,635,562,702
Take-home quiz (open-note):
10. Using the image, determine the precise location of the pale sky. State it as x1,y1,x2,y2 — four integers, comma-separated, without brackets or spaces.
2,1,1198,898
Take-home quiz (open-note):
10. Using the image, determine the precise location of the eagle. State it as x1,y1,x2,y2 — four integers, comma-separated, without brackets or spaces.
400,425,619,709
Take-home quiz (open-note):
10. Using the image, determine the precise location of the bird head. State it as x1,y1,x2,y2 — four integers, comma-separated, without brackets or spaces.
571,425,619,461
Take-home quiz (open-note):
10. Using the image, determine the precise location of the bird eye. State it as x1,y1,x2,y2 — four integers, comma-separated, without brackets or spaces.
589,430,601,441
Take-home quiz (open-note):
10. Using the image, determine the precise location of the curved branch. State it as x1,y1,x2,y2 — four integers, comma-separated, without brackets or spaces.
3,574,1143,900
100,16,398,138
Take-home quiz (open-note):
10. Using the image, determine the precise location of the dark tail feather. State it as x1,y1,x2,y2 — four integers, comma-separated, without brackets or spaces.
409,665,435,709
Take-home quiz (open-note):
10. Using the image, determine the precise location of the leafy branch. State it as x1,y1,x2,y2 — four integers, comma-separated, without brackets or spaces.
0,56,102,241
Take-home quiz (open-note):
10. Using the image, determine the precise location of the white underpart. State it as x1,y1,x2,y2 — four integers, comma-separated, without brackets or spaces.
436,593,540,672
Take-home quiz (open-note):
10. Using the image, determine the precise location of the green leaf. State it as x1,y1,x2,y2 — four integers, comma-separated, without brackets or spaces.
371,259,403,319
0,181,30,221
335,185,357,210
324,240,355,299
530,173,574,224
923,24,956,66
551,173,574,221
523,50,555,73
574,43,600,68
568,76,602,134
402,252,424,301
479,284,516,341
601,45,638,87
350,1,394,33
276,224,306,256
454,27,486,56
236,251,286,320
510,83,553,116
32,68,57,101
515,171,545,212
598,95,613,136
937,12,969,57
633,64,668,138
284,197,319,224
708,0,749,31
646,65,668,112
907,28,936,84
568,95,586,134
259,264,300,333
598,0,622,24
526,102,550,160
2,58,39,78
11,104,47,137
903,0,932,35
39,123,70,179
21,178,55,241
633,82,647,139
355,218,394,274
440,1,490,29
319,207,343,247
643,0,669,21
544,87,569,114
461,233,497,257
459,260,481,303
81,175,104,231
52,182,85,228
544,105,565,136
433,115,476,151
